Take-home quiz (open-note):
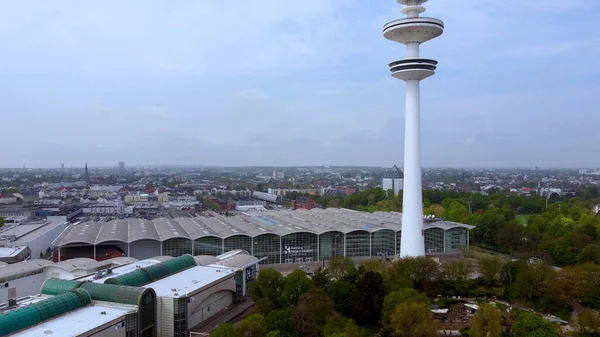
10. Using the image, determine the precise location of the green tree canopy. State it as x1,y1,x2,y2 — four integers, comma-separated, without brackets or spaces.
238,313,267,337
390,301,438,337
266,310,296,337
321,313,360,337
283,270,314,307
327,256,356,280
469,303,502,337
511,312,560,337
249,268,285,309
294,288,335,337
210,323,239,337
326,280,359,317
381,288,428,325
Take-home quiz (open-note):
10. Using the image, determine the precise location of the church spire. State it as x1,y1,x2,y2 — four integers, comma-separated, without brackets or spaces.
84,162,89,181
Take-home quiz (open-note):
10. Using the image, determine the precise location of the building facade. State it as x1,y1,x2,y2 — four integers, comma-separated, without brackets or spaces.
382,165,404,195
51,209,473,264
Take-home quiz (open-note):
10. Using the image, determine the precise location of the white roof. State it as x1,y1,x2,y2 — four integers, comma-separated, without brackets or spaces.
76,258,162,283
432,308,449,314
0,246,28,257
144,265,234,298
14,303,133,337
464,303,479,310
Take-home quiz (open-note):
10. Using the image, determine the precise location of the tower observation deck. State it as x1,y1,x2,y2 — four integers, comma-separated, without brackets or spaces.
383,0,443,257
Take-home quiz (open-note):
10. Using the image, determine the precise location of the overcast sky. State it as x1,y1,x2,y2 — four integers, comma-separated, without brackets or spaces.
1,1,599,168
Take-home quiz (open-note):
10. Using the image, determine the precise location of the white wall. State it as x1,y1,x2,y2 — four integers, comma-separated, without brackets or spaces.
89,320,127,337
42,266,77,280
0,273,45,305
24,222,67,259
187,291,233,329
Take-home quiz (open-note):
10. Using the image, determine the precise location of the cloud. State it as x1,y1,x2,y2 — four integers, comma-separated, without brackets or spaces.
0,1,599,168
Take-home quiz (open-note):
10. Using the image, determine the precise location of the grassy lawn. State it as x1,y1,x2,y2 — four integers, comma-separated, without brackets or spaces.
515,214,529,225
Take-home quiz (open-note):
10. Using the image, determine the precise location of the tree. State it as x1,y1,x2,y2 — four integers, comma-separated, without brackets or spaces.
442,259,474,282
575,310,600,335
267,331,283,337
512,260,551,301
390,302,438,337
238,313,267,337
477,255,504,285
322,313,360,337
283,270,314,307
381,288,428,324
0,216,4,228
327,256,356,280
327,199,341,208
353,271,385,325
469,304,502,337
577,243,600,264
266,310,296,337
210,323,239,337
511,312,560,337
311,267,329,289
326,280,359,317
404,257,441,292
294,289,335,337
249,268,285,309
541,265,597,307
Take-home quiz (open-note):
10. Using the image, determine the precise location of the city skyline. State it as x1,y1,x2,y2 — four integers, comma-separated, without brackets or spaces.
1,1,599,168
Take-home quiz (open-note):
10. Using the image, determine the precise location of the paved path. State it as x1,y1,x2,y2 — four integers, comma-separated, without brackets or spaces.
191,299,255,334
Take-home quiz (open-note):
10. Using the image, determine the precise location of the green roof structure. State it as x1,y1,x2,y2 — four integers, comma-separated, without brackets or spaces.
40,279,83,296
0,289,92,336
104,254,195,287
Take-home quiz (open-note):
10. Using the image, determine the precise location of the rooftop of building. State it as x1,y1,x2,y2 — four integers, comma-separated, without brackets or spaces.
50,256,137,273
0,246,29,258
51,208,474,247
77,258,163,283
384,165,404,179
14,300,135,337
143,265,235,298
0,259,53,281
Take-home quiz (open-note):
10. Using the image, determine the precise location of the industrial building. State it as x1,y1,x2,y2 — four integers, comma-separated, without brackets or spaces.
0,252,260,337
252,191,282,204
0,257,136,305
0,218,68,260
51,208,473,265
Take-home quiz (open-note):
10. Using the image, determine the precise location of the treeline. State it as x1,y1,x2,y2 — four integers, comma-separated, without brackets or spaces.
210,255,600,337
316,188,600,267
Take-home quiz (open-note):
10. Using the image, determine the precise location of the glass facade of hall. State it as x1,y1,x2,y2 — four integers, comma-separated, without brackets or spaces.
319,231,344,260
424,228,445,253
152,227,470,263
281,233,318,264
444,227,469,252
162,238,192,257
193,236,223,256
371,230,395,258
224,235,252,253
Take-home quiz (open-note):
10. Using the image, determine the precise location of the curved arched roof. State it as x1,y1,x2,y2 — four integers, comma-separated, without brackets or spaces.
0,259,53,281
194,255,220,266
52,209,473,248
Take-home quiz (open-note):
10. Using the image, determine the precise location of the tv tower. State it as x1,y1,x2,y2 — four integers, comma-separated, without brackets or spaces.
383,0,443,256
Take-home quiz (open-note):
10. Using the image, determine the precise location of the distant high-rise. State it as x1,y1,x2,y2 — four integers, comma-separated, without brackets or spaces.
61,163,64,169
383,165,404,195
383,0,444,256
119,161,125,171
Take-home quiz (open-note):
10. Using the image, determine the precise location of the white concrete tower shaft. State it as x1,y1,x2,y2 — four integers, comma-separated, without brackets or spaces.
383,0,444,257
